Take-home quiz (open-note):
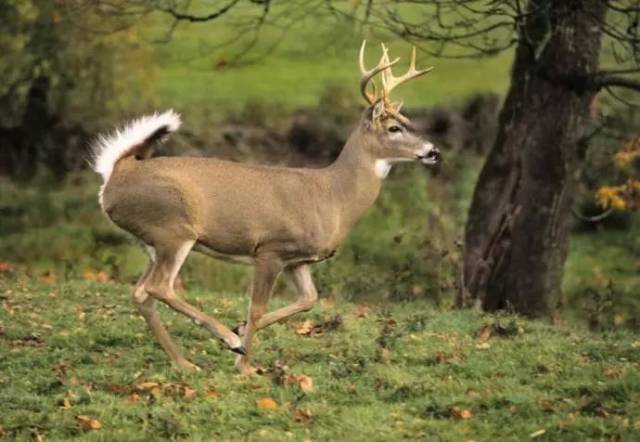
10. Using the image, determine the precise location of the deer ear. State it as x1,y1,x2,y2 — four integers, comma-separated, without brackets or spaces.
364,99,386,129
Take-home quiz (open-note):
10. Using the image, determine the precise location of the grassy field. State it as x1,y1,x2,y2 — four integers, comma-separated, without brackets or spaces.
1,274,639,441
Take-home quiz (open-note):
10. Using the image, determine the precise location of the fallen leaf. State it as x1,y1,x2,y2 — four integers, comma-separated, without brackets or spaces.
61,397,72,410
352,305,370,318
605,366,624,379
136,381,161,391
0,262,14,272
285,374,314,392
183,387,197,400
83,270,109,282
293,408,313,424
433,351,465,365
475,342,491,350
205,388,221,398
477,324,492,342
293,319,314,335
75,415,102,430
128,393,141,403
530,429,546,439
40,270,56,284
256,397,278,410
449,407,473,420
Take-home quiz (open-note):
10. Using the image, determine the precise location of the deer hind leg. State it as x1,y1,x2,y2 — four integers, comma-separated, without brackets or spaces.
143,239,245,361
132,247,199,370
235,256,282,375
255,264,318,331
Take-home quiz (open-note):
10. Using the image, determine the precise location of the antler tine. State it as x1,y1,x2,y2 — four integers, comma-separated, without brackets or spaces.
359,40,399,104
381,46,434,96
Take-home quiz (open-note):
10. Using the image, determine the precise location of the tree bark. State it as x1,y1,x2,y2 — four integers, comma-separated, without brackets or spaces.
462,0,608,316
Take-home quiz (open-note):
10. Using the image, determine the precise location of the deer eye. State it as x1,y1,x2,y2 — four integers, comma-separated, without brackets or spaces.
388,125,402,133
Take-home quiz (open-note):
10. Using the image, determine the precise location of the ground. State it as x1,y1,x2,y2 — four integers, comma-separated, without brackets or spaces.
1,275,639,441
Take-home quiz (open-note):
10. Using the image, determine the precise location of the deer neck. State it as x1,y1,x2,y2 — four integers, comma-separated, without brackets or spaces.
327,130,383,230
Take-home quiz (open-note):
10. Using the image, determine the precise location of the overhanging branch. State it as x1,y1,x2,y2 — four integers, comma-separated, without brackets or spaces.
598,74,640,92
161,0,241,23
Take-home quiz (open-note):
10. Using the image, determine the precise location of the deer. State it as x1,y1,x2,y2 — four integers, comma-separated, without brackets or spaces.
91,41,440,374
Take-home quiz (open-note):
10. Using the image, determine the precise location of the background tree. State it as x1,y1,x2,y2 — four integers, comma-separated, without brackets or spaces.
0,0,156,179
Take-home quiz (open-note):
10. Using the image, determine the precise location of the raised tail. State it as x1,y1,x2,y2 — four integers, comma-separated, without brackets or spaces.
90,110,181,184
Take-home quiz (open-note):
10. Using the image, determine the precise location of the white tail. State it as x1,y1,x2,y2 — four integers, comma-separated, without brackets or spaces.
91,110,181,183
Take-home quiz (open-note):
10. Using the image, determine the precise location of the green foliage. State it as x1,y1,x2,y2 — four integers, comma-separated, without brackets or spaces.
0,275,639,440
0,0,157,127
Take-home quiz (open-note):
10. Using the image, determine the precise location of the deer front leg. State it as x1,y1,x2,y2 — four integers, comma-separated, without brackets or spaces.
235,256,282,375
256,264,318,330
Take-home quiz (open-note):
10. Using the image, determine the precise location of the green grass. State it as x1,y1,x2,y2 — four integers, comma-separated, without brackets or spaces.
1,274,639,441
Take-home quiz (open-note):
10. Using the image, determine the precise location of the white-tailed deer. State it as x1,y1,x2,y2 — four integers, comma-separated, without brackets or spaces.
92,41,440,374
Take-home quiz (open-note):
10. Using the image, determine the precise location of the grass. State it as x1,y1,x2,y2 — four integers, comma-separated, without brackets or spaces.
1,274,639,441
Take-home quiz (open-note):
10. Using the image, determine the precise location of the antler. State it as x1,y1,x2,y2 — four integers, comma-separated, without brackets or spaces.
359,40,399,104
380,45,434,99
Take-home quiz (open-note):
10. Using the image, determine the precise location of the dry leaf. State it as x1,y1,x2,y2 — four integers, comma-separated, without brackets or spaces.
352,306,370,318
605,366,624,379
136,381,161,391
477,324,492,342
40,271,56,284
293,319,314,335
256,397,278,410
285,374,314,392
183,387,197,400
205,388,221,398
293,408,313,424
475,342,491,350
449,407,473,420
434,351,464,365
128,393,141,403
530,429,546,438
61,397,72,410
0,262,14,272
75,415,102,430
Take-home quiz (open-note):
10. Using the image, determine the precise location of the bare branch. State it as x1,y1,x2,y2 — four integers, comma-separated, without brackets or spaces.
161,0,241,23
599,75,640,92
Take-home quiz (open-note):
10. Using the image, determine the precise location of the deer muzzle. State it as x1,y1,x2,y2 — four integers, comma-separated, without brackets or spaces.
416,142,441,165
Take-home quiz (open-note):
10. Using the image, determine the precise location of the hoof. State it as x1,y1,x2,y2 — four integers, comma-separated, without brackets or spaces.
231,345,247,356
232,321,247,337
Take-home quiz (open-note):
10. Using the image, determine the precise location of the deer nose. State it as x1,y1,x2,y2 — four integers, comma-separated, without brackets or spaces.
418,143,441,164
426,146,441,162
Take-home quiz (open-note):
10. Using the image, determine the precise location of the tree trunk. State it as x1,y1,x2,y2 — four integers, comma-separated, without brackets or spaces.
461,0,607,316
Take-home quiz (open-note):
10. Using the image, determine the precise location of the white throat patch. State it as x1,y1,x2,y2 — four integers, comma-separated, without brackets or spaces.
374,158,414,179
374,160,392,178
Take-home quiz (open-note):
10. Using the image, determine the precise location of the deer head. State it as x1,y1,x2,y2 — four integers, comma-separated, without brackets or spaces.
357,41,440,176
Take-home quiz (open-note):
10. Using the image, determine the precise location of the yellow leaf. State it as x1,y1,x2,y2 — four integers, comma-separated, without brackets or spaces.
292,319,314,335
530,429,546,438
449,406,473,420
183,387,197,400
75,415,102,430
256,397,278,410
293,408,313,424
477,324,492,342
295,374,314,392
136,382,161,391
